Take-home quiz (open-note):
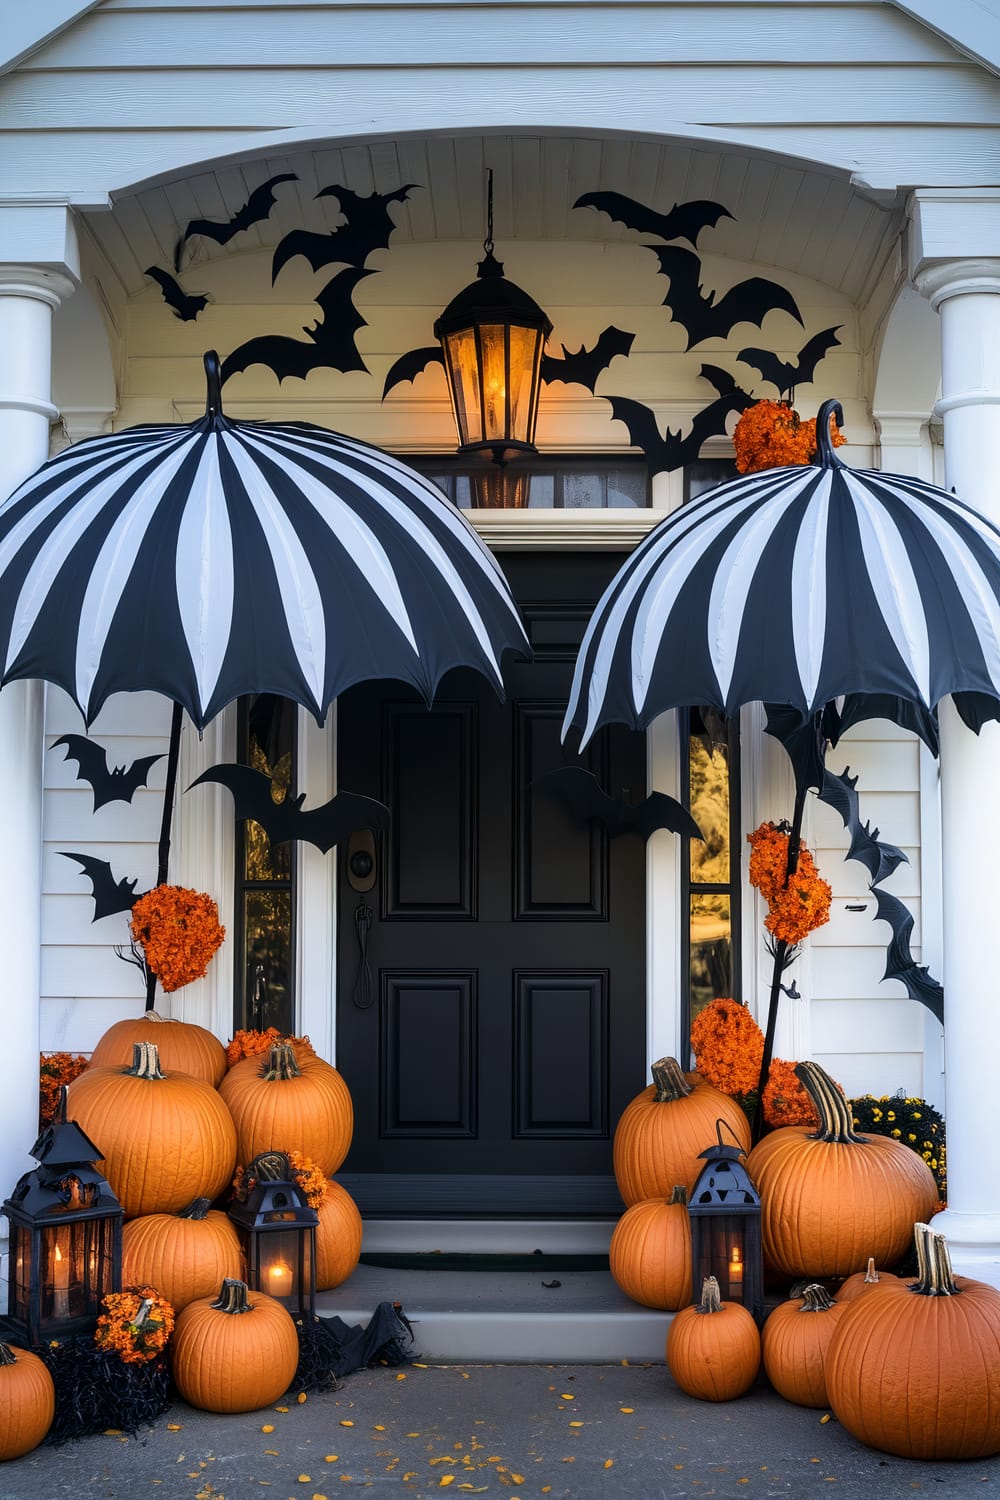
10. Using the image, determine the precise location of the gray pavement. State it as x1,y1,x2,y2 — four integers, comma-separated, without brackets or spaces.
2,1360,998,1500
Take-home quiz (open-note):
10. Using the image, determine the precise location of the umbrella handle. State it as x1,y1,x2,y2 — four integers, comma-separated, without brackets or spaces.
203,351,223,420
812,398,846,468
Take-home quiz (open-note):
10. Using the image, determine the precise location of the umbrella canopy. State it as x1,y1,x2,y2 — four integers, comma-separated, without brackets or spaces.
0,353,529,730
563,400,1000,748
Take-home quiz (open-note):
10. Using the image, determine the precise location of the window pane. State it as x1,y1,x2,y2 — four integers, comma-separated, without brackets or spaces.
688,735,731,884
690,894,732,1024
243,889,293,1036
243,695,294,881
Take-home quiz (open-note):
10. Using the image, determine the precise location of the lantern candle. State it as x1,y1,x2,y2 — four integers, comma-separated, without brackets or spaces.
729,1246,743,1296
264,1259,292,1300
51,1241,71,1319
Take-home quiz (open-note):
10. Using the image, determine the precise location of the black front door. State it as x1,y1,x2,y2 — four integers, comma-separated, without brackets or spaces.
335,553,645,1216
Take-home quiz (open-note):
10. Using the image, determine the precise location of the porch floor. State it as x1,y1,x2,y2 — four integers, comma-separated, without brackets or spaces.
315,1261,672,1364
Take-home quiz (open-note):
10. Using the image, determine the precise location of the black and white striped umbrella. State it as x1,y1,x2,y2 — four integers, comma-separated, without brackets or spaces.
564,400,1000,748
0,353,529,729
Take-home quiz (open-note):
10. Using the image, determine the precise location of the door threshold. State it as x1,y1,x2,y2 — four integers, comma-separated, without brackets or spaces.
360,1219,617,1256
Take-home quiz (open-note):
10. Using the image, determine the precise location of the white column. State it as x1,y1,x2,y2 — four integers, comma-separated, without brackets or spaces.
0,263,76,1205
912,249,1000,1283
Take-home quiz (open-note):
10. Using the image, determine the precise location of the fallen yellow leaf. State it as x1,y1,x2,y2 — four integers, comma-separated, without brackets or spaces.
405,1433,420,1438
263,1450,279,1457
511,1474,525,1484
413,1362,428,1368
569,1421,584,1428
439,1479,455,1488
275,1406,290,1413
560,1393,574,1400
324,1455,338,1463
561,1456,575,1463
297,1393,308,1404
298,1477,312,1485
460,1372,469,1379
604,1460,613,1469
403,1475,418,1483
312,1494,329,1500
103,1429,122,1437
619,1407,634,1414
373,1425,385,1432
261,1425,275,1433
820,1413,832,1424
339,1420,354,1427
395,1373,407,1381
166,1424,182,1431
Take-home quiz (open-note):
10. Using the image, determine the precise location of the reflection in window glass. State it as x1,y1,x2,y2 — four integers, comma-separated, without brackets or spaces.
690,894,732,1022
415,458,648,509
681,711,741,1054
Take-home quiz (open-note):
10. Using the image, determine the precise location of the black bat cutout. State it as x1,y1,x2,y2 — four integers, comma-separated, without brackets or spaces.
382,345,445,400
817,765,943,1023
220,266,373,385
271,184,417,282
539,326,635,393
53,734,165,812
645,245,803,349
189,764,390,854
175,173,299,270
533,766,702,843
763,704,835,798
573,192,733,248
144,267,211,322
738,325,843,401
604,362,754,475
60,852,139,923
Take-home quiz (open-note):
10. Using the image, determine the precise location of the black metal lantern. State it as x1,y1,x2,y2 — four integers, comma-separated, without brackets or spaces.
228,1151,318,1318
688,1119,764,1325
1,1089,122,1345
434,170,552,467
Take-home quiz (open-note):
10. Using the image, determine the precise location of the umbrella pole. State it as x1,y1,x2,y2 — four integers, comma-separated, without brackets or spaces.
144,701,184,1011
751,779,807,1142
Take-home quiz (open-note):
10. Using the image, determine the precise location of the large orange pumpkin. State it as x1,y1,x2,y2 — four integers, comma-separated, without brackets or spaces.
67,1042,237,1218
745,1061,938,1279
608,1185,692,1310
220,1042,353,1175
88,1012,227,1086
614,1058,751,1205
315,1180,363,1291
121,1197,243,1312
171,1278,299,1413
761,1283,845,1408
666,1275,760,1401
826,1222,1000,1460
0,1344,55,1461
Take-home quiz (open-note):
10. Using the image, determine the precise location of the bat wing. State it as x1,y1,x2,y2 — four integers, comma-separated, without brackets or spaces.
220,331,329,385
108,753,166,809
540,326,635,392
190,764,389,855
52,734,110,798
176,173,298,268
382,345,445,400
532,766,625,836
60,852,139,923
296,791,391,854
271,228,353,281
188,763,285,830
624,792,703,842
573,192,731,247
674,390,754,467
817,765,861,829
872,886,944,1023
221,266,371,384
275,184,415,280
790,325,843,387
736,345,793,394
711,276,803,343
657,199,734,246
605,395,668,466
144,266,209,322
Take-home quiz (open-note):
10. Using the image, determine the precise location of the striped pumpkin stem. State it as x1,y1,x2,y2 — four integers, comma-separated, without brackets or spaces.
911,1222,961,1297
798,1284,836,1312
210,1279,254,1315
667,1185,688,1206
696,1276,723,1314
125,1042,166,1080
0,1344,16,1367
796,1061,865,1143
651,1058,692,1103
259,1044,302,1081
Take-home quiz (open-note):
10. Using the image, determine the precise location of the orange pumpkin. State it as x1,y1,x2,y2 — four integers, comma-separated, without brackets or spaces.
67,1042,237,1218
609,1186,692,1310
0,1344,55,1461
761,1283,845,1408
121,1197,243,1312
835,1256,901,1303
826,1222,1000,1459
315,1180,363,1291
88,1013,227,1086
746,1062,939,1279
220,1042,353,1175
171,1278,299,1413
666,1275,760,1401
613,1058,751,1206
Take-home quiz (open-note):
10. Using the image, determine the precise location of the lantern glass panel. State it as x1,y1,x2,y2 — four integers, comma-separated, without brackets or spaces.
477,323,508,443
8,1216,119,1342
691,1215,756,1306
506,323,542,444
442,327,481,448
244,1224,315,1316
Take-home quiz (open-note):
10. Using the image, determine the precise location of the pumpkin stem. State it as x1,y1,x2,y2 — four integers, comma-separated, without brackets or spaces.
668,1185,688,1206
181,1197,212,1220
695,1275,723,1314
125,1041,166,1080
651,1057,693,1103
910,1222,961,1296
249,1151,292,1183
796,1061,865,1143
798,1283,837,1312
0,1344,16,1367
259,1043,303,1081
210,1278,254,1315
862,1256,879,1285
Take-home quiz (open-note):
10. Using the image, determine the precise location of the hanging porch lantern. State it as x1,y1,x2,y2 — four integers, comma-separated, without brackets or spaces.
1,1089,122,1346
229,1151,318,1319
434,170,552,467
688,1119,764,1325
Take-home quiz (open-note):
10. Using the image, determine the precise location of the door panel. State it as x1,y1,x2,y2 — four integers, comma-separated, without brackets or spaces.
335,552,645,1216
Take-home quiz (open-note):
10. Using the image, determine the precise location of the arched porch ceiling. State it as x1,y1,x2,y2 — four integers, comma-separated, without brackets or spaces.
80,132,902,309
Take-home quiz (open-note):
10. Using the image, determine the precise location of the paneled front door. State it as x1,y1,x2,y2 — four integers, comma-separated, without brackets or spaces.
335,553,646,1216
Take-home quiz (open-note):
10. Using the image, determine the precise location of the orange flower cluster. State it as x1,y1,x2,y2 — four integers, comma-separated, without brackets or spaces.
691,998,765,1098
747,822,832,946
225,1028,314,1068
287,1150,331,1210
733,400,846,474
130,884,225,993
94,1285,174,1365
762,1058,821,1127
39,1051,89,1129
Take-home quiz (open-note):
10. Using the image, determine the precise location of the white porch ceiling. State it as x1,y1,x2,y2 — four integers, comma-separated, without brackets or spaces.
82,133,901,306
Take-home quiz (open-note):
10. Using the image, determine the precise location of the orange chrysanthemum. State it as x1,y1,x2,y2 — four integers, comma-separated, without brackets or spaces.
129,884,225,993
225,1028,313,1067
39,1051,89,1130
95,1285,174,1365
747,823,831,946
233,1150,330,1211
733,400,846,474
762,1058,821,1127
690,998,765,1099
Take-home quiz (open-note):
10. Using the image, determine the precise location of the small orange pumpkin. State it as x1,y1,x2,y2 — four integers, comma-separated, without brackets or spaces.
220,1042,353,1175
67,1042,237,1218
666,1275,760,1401
613,1058,751,1206
746,1061,939,1279
609,1185,692,1310
171,1278,299,1413
826,1222,1000,1459
0,1344,55,1461
835,1256,901,1303
88,1013,227,1086
761,1283,845,1408
121,1197,243,1312
315,1180,363,1292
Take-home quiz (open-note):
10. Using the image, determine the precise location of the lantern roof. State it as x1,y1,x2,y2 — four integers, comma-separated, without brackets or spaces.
433,249,552,338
